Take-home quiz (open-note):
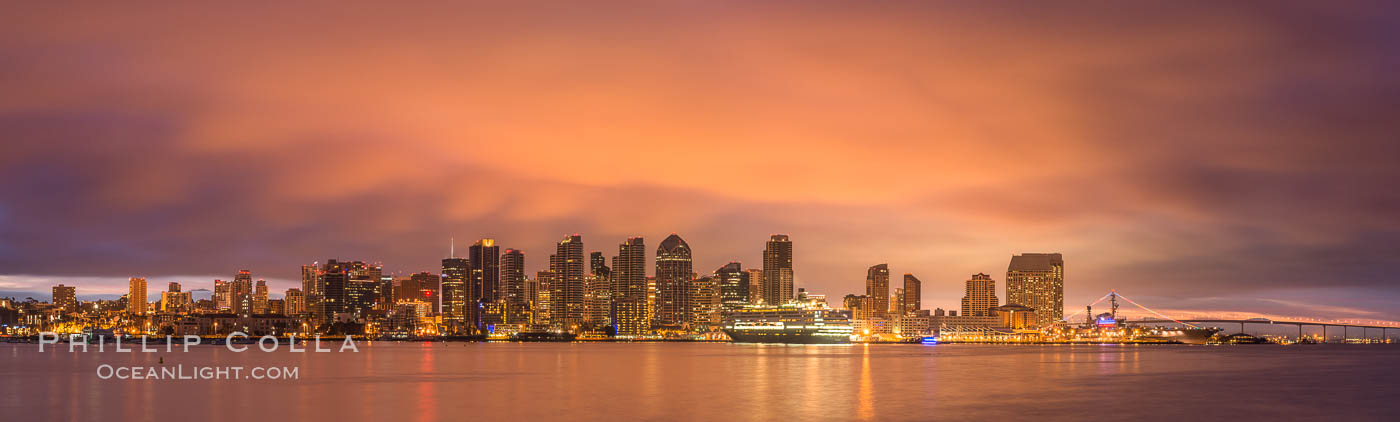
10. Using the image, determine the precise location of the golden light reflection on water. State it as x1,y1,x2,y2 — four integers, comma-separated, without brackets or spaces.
858,344,873,420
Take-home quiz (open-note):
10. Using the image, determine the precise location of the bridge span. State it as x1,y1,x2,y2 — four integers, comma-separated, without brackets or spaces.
1123,318,1395,340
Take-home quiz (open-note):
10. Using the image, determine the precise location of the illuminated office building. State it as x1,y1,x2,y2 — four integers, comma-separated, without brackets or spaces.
960,273,999,317
762,235,793,304
127,277,147,315
612,237,647,336
716,262,748,310
285,288,305,315
550,234,585,331
865,264,889,319
501,249,527,324
1006,253,1064,327
655,234,693,326
441,255,470,329
902,274,922,315
52,284,76,312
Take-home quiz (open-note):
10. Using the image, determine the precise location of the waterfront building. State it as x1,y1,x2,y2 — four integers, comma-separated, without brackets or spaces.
52,284,76,312
268,299,285,315
960,273,999,317
550,234,586,332
716,262,748,310
127,277,147,315
493,248,523,324
410,271,439,313
744,269,764,304
762,235,793,304
865,264,890,319
902,274,921,315
691,275,721,329
611,237,648,336
213,279,231,311
232,270,254,316
441,256,470,329
655,234,693,327
583,272,611,328
253,279,269,314
300,264,321,319
993,304,1038,330
533,270,553,325
285,288,305,315
470,238,501,331
1006,253,1064,327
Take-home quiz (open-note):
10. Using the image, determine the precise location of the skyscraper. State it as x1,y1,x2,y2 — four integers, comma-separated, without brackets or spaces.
52,284,76,312
320,262,350,317
1006,253,1064,327
127,277,147,315
470,238,501,303
762,235,793,305
655,234,693,327
744,268,764,305
902,273,922,315
550,234,585,332
253,279,269,314
501,249,527,324
960,273,999,317
301,264,322,319
233,270,254,316
470,238,501,330
441,256,470,330
865,264,890,319
612,237,647,336
716,262,748,310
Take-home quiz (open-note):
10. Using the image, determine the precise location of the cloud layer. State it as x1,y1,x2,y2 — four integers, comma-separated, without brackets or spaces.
2,2,1398,321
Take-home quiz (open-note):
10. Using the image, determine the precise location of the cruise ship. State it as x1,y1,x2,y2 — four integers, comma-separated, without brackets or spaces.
722,304,853,344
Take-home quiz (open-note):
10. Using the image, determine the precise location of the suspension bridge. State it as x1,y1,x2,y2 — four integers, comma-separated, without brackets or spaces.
1065,291,1397,342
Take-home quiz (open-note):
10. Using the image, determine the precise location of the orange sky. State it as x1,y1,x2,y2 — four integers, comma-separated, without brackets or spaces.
2,2,1398,321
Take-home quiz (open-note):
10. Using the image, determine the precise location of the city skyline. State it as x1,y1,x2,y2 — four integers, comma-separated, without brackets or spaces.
2,2,1399,323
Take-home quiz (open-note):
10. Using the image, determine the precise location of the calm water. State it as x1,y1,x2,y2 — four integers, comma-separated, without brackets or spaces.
3,342,1398,421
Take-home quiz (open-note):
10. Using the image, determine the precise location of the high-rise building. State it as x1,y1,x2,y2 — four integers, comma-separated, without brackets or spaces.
902,274,922,315
762,235,793,304
865,264,890,319
960,273,999,317
253,279,269,314
285,288,306,315
213,279,230,311
691,275,721,329
584,272,611,328
441,256,470,330
550,234,586,332
127,277,147,315
320,263,349,317
52,284,76,312
1006,253,1064,327
744,268,764,305
590,251,607,277
655,234,693,327
233,270,254,316
469,239,501,330
411,271,439,313
301,264,322,318
533,270,553,325
501,249,527,324
716,262,748,310
611,237,648,336
160,282,192,313
470,239,501,303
